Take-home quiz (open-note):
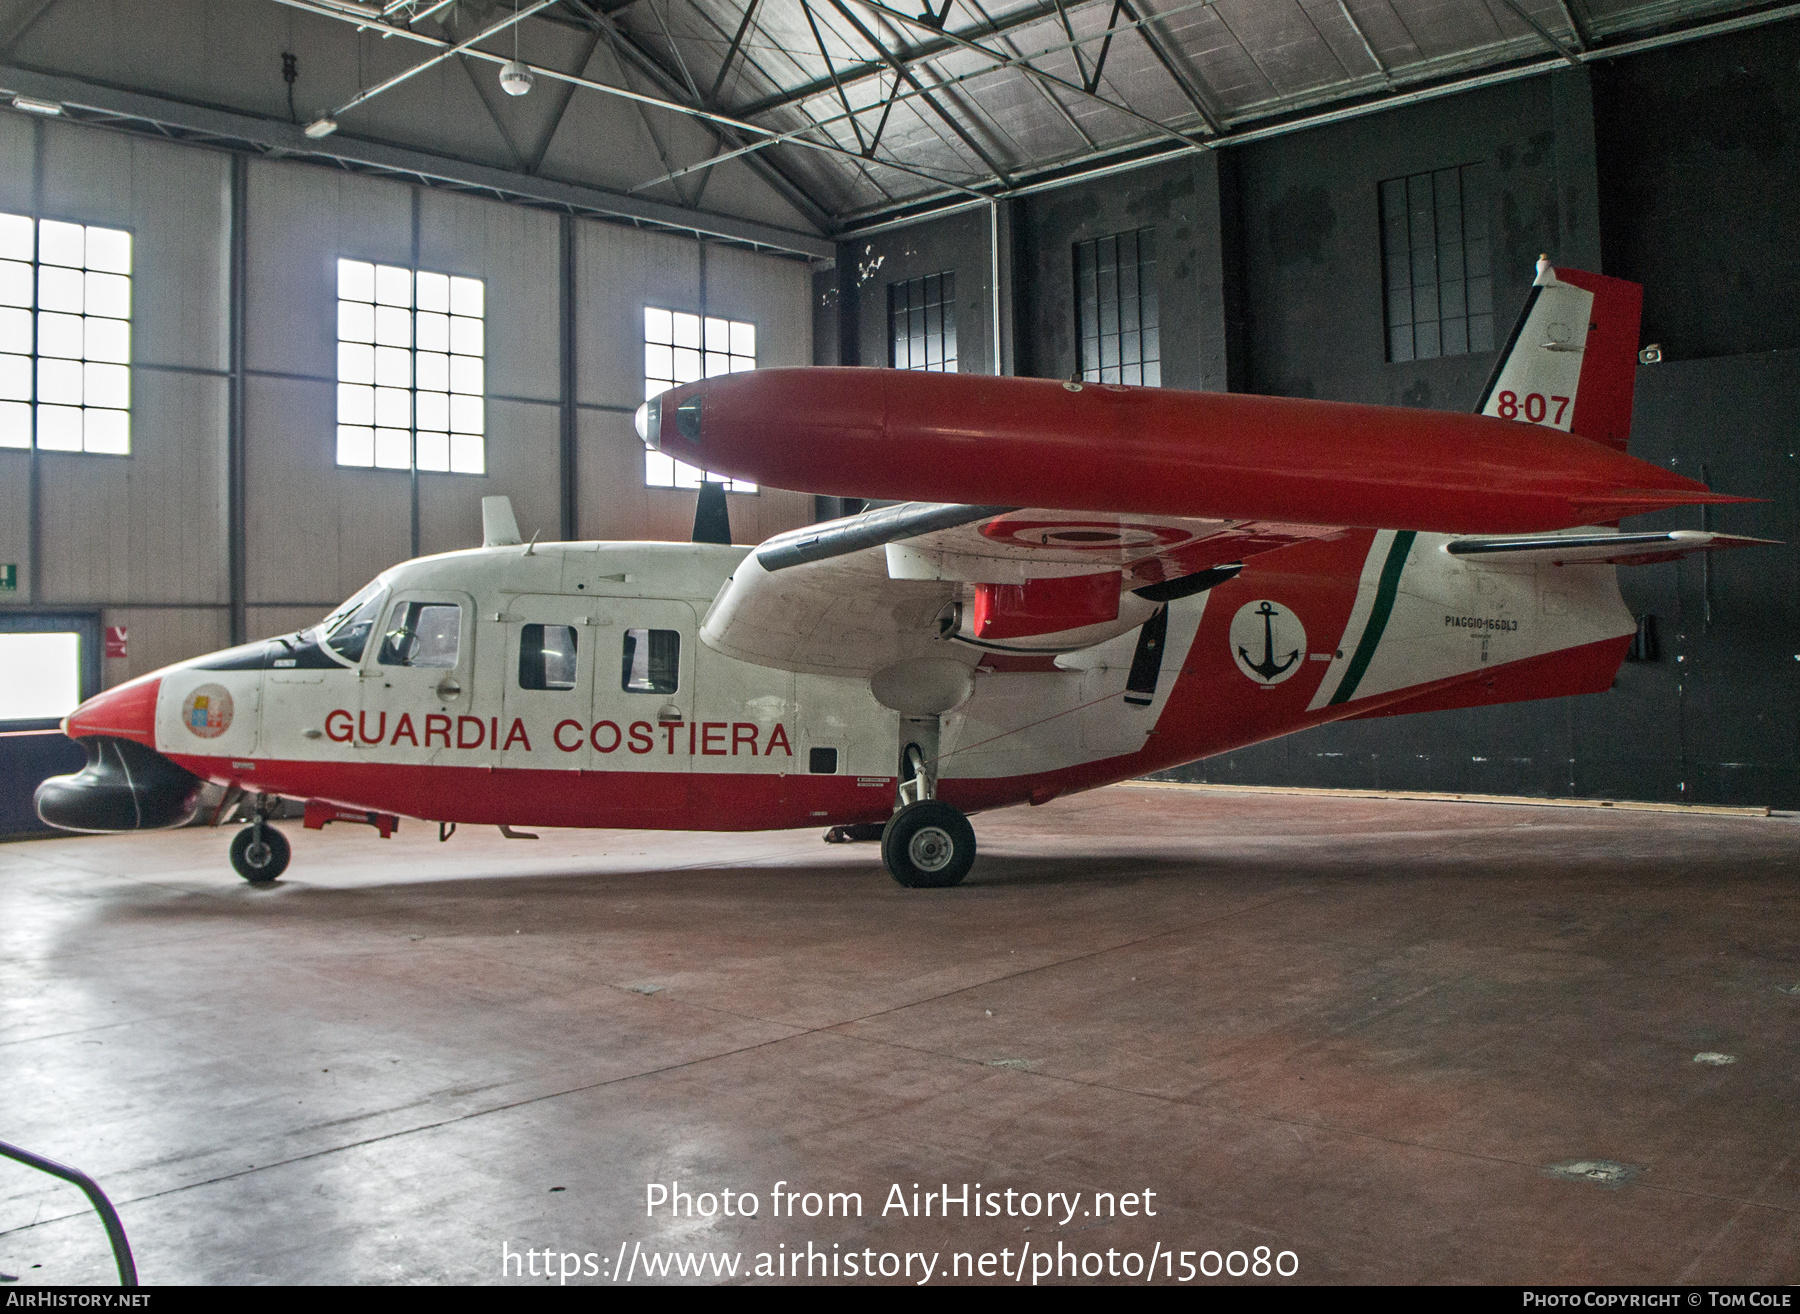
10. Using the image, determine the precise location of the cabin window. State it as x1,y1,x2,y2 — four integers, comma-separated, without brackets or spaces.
620,628,679,694
888,272,956,372
1074,229,1159,386
642,306,756,492
0,213,133,455
1380,163,1493,362
335,259,486,474
378,602,461,669
519,624,578,691
808,747,838,774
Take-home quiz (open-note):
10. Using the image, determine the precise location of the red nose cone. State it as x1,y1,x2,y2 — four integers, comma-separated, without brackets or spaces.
64,674,160,747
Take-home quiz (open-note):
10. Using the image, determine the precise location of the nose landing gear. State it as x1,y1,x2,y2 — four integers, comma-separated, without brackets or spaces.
229,814,291,884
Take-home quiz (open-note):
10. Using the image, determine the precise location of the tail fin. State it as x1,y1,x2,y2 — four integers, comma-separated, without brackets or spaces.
1475,257,1644,452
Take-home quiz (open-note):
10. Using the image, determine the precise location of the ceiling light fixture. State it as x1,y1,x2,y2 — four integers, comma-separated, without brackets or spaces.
304,117,339,139
11,95,62,116
499,0,533,96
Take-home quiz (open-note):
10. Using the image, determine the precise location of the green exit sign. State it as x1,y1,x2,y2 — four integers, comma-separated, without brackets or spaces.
0,563,14,593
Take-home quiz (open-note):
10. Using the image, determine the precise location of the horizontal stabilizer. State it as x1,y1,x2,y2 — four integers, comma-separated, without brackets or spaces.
1445,529,1779,567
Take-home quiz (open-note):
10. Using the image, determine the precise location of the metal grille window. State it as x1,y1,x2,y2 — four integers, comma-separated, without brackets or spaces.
1381,164,1493,362
0,213,132,455
888,272,957,372
336,259,486,474
1075,229,1159,386
644,306,756,492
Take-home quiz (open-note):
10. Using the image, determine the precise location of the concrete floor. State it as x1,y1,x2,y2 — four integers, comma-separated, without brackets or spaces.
2,783,1797,1286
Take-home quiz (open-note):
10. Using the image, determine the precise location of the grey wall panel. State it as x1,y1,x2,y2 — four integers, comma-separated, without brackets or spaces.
574,220,699,409
704,242,812,370
36,370,227,605
846,207,994,375
0,113,33,212
0,450,27,603
41,123,230,373
417,398,561,559
101,605,229,685
418,189,561,403
244,374,409,607
244,158,412,381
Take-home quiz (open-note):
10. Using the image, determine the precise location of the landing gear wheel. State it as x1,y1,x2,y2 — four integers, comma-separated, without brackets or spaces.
230,824,291,883
881,800,975,889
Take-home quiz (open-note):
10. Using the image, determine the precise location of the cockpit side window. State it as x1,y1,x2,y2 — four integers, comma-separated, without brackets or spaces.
379,602,462,669
322,584,387,664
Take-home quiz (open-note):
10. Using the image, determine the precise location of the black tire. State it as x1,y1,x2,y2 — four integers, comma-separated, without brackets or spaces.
230,825,291,883
881,800,975,889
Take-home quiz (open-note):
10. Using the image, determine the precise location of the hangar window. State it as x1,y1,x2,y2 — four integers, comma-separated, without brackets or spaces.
335,260,485,475
1380,163,1493,362
519,624,578,691
1074,230,1159,386
378,602,461,669
0,631,82,724
643,307,756,493
621,627,679,695
0,213,133,456
888,272,956,373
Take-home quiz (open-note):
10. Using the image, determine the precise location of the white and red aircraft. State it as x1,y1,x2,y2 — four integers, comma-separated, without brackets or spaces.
37,259,1772,887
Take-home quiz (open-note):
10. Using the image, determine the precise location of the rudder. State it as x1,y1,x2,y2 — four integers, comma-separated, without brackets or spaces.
1475,257,1644,452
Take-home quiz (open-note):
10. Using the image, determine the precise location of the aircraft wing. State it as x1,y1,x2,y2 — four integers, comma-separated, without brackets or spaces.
701,502,1343,677
1444,529,1779,567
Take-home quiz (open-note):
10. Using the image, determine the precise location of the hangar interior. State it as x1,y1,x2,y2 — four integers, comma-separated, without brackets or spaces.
1,0,1798,1287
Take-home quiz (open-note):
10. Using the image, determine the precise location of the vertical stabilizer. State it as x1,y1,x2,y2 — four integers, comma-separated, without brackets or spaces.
481,495,523,548
1475,258,1644,452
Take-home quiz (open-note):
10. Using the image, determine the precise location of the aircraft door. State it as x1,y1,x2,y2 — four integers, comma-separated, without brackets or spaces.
503,596,594,770
588,598,697,810
357,590,485,764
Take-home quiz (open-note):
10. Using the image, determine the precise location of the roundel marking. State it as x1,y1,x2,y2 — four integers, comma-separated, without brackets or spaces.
1229,600,1307,686
181,683,234,738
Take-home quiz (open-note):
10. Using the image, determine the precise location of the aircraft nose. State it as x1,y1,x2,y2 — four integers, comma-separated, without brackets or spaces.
63,673,161,748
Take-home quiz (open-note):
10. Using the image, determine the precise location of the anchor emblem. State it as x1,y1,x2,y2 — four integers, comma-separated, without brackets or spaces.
1229,599,1308,686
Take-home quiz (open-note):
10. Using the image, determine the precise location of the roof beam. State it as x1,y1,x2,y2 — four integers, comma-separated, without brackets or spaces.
1494,0,1582,66
0,61,836,257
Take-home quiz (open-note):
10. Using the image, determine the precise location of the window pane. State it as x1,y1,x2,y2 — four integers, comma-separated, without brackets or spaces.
449,433,484,475
85,227,130,275
415,430,449,472
645,449,675,486
415,311,449,353
337,341,375,385
448,276,483,318
337,382,375,425
38,266,82,314
337,424,375,466
415,389,449,432
0,213,32,262
704,316,728,353
672,346,701,382
671,312,700,349
37,357,81,405
37,311,81,359
337,300,374,344
415,270,450,313
373,345,411,388
449,355,482,395
380,602,460,668
84,407,128,455
703,351,729,378
373,386,410,428
520,624,578,691
84,362,129,409
0,399,30,447
0,632,81,721
373,428,411,469
448,315,482,356
38,220,84,268
338,259,375,302
645,306,673,345
672,459,702,489
0,260,31,307
416,351,449,393
84,272,130,321
645,342,672,383
0,353,30,400
730,320,754,357
449,393,483,434
645,377,670,400
729,354,752,373
35,403,82,450
374,264,412,307
621,627,679,693
84,316,128,364
373,304,410,348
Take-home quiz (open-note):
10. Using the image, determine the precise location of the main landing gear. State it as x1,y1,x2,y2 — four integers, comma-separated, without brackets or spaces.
880,721,976,889
229,812,290,884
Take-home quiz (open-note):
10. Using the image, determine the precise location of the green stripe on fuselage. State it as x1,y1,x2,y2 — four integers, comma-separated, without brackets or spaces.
1329,530,1416,707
